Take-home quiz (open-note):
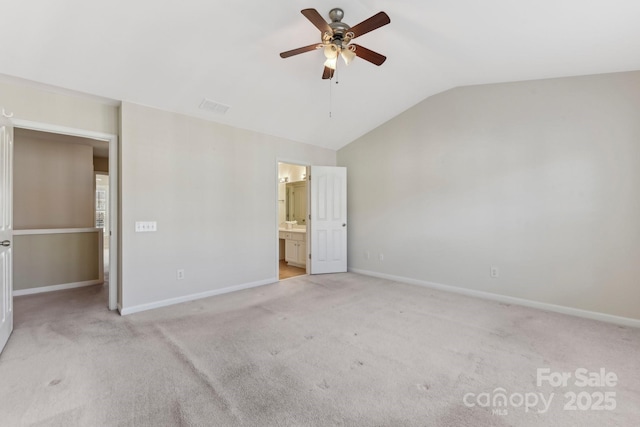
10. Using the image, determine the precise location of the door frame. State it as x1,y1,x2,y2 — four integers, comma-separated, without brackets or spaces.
275,159,310,279
12,119,119,310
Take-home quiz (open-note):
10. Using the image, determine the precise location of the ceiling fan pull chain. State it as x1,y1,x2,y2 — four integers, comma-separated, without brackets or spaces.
329,75,332,118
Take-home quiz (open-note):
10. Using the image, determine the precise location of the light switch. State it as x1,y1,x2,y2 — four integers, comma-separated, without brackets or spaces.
135,221,157,232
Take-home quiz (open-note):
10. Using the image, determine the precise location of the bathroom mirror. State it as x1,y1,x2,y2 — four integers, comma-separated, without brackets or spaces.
286,181,307,225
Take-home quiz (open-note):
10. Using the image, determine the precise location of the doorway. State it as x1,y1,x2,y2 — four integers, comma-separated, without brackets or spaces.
277,162,308,280
12,119,118,310
95,173,110,280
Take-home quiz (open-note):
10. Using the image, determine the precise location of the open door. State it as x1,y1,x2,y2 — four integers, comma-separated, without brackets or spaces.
309,166,347,274
0,113,13,354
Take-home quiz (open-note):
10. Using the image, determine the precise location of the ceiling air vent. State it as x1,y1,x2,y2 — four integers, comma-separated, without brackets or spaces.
199,98,230,115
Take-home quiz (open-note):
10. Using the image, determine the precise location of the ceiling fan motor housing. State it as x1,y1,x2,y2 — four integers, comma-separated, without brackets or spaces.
325,8,352,46
328,8,344,22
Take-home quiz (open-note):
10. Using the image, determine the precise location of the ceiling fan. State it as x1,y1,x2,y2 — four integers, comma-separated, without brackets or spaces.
280,8,390,79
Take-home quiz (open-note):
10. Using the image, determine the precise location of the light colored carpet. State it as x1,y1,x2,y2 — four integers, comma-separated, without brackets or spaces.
1,273,638,426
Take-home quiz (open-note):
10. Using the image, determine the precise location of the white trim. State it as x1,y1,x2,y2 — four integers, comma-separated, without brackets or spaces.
13,280,102,296
119,277,277,316
350,268,640,328
11,119,115,142
12,119,119,311
275,160,281,281
108,134,118,311
14,227,100,235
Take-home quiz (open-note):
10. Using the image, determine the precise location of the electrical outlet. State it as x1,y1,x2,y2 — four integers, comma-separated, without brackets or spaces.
365,251,370,260
379,253,384,262
490,266,499,278
177,269,185,280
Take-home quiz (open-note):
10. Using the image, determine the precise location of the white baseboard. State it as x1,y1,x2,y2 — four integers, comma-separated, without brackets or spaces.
349,268,640,328
119,277,278,316
13,279,103,296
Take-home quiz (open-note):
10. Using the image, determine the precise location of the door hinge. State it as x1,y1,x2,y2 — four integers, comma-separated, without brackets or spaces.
308,214,311,220
309,253,311,260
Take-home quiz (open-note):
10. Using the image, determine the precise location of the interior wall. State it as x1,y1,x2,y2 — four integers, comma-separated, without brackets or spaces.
338,71,640,321
0,79,118,135
1,79,118,292
120,102,335,311
13,232,100,290
94,156,109,173
278,163,306,183
14,134,94,229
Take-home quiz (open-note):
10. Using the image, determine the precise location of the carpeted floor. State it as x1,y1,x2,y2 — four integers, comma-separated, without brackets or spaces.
1,273,639,426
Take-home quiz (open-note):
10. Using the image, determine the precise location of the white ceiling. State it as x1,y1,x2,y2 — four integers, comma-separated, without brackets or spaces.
1,1,639,151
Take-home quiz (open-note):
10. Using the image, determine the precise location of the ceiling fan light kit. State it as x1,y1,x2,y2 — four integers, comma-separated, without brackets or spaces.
340,48,356,66
280,7,390,79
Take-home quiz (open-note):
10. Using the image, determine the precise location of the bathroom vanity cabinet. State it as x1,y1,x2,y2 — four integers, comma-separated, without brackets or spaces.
280,230,306,268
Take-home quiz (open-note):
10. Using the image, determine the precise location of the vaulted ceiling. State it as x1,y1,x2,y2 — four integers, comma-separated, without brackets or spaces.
1,1,639,150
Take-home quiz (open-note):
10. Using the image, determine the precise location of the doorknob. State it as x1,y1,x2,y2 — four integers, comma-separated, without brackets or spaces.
342,223,346,227
0,240,10,247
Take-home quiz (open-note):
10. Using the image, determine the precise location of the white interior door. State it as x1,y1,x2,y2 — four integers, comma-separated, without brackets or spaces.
0,114,14,354
309,166,347,274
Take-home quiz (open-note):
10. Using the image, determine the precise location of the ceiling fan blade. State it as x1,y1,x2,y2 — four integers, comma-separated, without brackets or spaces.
280,43,322,58
348,12,390,39
351,44,387,66
301,8,332,34
322,66,335,80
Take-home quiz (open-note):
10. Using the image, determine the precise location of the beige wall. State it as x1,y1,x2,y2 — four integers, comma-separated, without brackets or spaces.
338,71,640,321
278,163,306,182
0,79,118,135
94,156,109,173
14,133,94,229
13,232,100,290
1,80,117,292
120,102,336,310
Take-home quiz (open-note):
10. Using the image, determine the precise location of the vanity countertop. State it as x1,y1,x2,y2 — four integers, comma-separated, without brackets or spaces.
279,227,306,234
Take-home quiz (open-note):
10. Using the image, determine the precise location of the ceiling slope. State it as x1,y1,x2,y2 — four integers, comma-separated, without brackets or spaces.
1,1,640,150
